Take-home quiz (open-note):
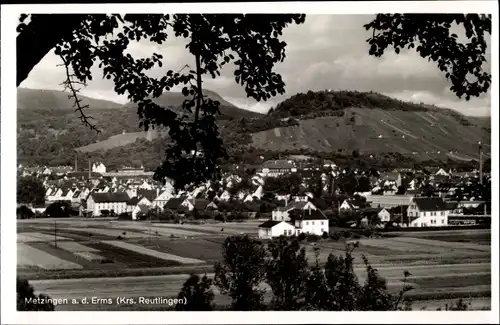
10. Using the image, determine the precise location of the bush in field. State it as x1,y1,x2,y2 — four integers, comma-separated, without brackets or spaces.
117,212,132,220
176,274,215,311
306,234,320,242
17,277,55,311
322,231,329,239
17,205,35,219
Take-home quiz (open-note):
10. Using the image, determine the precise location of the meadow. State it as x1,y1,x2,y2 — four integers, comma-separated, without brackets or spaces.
17,218,491,310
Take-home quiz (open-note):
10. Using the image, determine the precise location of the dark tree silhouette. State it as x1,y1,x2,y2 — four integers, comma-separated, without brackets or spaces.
17,278,55,311
17,14,305,190
213,235,267,310
265,238,310,310
365,14,491,100
17,176,45,206
175,274,215,311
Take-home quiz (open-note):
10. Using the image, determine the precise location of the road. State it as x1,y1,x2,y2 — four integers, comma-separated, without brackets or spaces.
30,263,491,311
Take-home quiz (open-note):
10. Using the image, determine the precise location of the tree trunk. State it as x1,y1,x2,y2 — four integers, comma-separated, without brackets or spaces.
17,14,86,87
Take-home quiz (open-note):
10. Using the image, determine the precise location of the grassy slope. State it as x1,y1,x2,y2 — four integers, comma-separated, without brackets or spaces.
250,107,491,161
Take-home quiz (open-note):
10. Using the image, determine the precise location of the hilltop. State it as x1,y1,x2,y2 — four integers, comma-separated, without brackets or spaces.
249,90,490,161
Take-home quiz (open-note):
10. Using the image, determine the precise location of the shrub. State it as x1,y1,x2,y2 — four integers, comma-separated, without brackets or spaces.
307,234,320,242
117,213,131,220
322,231,329,239
297,233,306,241
116,235,124,240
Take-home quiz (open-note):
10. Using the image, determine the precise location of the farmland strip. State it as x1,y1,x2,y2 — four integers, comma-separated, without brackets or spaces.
104,240,205,264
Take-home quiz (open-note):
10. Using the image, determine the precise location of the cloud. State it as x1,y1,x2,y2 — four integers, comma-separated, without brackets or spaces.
20,14,491,116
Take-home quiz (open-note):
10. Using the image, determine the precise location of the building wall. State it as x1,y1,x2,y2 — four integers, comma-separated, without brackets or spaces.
378,209,391,222
408,206,449,227
366,195,414,208
271,222,297,237
296,219,329,236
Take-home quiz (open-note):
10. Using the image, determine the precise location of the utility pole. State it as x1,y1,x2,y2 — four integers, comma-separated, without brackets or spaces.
54,221,57,248
478,141,483,185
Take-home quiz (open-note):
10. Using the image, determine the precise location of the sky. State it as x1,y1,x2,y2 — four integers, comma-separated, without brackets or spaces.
20,14,492,116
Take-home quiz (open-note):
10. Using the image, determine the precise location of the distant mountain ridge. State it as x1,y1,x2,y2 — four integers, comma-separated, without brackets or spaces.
17,88,263,119
17,88,123,110
17,88,491,165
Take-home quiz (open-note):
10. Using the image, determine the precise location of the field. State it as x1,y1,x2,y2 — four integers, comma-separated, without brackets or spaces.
251,108,490,160
17,219,491,310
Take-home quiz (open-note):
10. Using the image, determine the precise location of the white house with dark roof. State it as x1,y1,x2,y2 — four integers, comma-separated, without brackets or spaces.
86,192,130,217
407,197,451,227
258,220,297,239
294,209,329,236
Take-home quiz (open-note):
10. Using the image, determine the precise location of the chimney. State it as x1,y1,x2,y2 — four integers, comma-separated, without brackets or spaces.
285,197,288,207
308,207,311,215
157,188,160,197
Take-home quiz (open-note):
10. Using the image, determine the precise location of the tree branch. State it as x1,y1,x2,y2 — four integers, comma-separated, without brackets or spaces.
59,55,100,133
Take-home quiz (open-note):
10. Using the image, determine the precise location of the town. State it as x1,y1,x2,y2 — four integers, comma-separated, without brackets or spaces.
17,157,491,232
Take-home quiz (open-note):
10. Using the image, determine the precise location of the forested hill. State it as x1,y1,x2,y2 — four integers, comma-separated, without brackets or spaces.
269,90,473,120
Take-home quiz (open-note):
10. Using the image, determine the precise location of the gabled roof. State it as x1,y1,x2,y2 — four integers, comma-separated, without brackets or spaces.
127,196,141,206
275,201,308,212
298,209,327,220
89,192,130,203
413,197,449,211
164,197,186,210
362,207,384,216
137,189,157,201
258,220,282,228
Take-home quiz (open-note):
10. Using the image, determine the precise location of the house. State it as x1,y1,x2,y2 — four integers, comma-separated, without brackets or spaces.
152,187,175,208
163,197,187,212
71,190,82,204
92,162,107,174
138,180,154,190
323,160,337,169
365,194,414,209
182,198,218,212
272,201,317,222
137,189,158,202
258,220,297,239
259,160,297,178
378,172,402,187
435,168,450,177
407,197,451,227
86,192,130,217
127,196,153,220
47,188,64,202
219,190,231,202
244,194,255,202
361,207,391,224
339,199,365,211
294,209,329,236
